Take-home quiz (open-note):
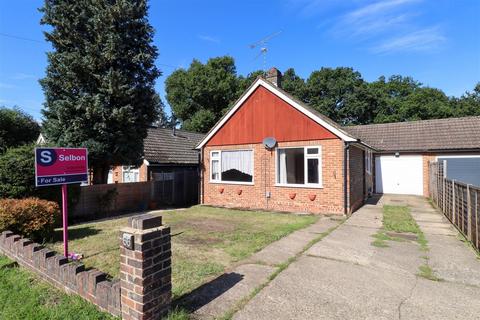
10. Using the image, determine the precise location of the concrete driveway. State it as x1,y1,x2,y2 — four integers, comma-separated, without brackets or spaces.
234,195,480,320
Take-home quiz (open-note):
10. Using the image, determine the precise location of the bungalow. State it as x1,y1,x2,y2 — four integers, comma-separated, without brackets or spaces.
108,127,204,184
195,68,480,215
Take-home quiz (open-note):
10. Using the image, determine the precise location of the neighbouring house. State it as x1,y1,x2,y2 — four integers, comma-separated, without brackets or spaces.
195,67,480,215
109,127,204,184
345,116,480,195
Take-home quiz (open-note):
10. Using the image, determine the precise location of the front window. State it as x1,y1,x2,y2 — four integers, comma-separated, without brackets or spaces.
277,146,322,187
210,150,253,183
122,166,139,183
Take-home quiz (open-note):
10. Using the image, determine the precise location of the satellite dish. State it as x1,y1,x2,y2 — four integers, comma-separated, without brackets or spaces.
263,137,277,150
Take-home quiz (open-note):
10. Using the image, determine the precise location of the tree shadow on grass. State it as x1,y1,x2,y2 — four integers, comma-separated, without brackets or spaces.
52,226,100,242
173,272,244,313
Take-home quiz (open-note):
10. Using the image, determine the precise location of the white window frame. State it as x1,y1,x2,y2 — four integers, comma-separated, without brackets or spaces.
365,150,372,174
122,165,140,183
275,146,323,188
209,149,254,185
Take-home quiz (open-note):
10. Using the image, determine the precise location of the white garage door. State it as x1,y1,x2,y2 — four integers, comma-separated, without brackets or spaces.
375,155,423,195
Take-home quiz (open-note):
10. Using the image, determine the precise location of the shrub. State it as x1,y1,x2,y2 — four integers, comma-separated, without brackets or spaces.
0,198,60,241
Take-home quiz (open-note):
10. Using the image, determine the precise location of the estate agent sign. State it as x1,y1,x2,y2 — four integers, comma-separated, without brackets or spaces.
35,148,88,186
35,147,88,258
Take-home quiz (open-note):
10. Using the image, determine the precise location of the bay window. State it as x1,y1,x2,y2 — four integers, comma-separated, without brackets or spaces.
210,150,253,183
277,146,322,187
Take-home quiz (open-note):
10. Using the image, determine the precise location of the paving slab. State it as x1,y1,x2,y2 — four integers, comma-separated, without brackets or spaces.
400,278,480,320
189,264,275,319
234,256,415,320
247,217,340,266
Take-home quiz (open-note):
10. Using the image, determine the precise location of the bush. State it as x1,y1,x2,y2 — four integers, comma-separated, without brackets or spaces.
0,198,60,241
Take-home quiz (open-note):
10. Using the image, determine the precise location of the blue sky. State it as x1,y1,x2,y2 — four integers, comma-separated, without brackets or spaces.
0,0,479,121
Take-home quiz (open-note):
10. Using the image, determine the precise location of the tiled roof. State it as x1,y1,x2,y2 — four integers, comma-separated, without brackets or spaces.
144,127,204,164
344,116,480,152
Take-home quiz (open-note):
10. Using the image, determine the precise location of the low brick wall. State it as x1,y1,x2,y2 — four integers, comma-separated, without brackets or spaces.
0,231,121,316
0,213,172,319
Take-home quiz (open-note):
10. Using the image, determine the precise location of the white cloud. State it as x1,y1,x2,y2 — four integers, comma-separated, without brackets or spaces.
372,27,446,53
198,35,220,43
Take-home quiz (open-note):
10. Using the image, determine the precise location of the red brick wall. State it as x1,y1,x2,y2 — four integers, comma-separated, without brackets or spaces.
0,231,121,317
201,139,345,214
348,146,365,213
422,154,435,197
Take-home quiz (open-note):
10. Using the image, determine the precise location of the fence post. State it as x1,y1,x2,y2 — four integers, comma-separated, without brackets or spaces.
452,180,456,225
120,214,171,320
467,185,472,241
475,189,480,250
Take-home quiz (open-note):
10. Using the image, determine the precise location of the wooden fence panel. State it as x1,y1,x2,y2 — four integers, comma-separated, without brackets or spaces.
429,162,479,252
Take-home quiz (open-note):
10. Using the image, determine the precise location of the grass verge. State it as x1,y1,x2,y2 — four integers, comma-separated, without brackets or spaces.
417,264,442,281
0,255,114,320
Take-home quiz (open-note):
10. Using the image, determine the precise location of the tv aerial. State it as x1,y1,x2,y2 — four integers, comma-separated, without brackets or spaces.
249,31,282,72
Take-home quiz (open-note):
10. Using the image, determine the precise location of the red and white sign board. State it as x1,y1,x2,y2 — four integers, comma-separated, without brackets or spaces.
35,148,88,187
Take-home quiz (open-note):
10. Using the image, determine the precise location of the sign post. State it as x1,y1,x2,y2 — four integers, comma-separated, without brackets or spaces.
35,147,88,258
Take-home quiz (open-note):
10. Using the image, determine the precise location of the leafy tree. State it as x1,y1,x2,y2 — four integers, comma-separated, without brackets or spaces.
451,83,480,117
304,67,372,125
166,56,239,133
237,70,264,94
0,107,40,153
0,144,36,198
282,68,307,101
40,0,161,184
369,75,422,123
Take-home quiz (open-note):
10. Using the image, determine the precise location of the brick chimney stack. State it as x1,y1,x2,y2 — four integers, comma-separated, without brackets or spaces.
266,67,282,88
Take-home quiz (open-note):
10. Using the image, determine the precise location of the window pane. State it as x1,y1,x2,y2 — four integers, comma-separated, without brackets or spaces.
212,151,220,158
211,160,220,180
221,150,253,182
278,148,304,184
307,148,319,155
307,158,319,184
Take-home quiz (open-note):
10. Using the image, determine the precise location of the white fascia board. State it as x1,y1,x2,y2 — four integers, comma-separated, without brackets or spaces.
196,78,356,149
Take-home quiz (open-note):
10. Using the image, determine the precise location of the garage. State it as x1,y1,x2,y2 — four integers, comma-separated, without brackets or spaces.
437,156,480,187
375,155,423,195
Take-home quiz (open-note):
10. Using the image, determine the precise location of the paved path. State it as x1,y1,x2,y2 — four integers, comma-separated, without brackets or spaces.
180,216,341,319
234,195,480,320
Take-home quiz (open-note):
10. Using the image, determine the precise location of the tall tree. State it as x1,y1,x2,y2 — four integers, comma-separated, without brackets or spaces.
40,0,161,184
282,68,307,101
0,107,40,153
305,67,372,125
451,83,480,117
166,56,239,133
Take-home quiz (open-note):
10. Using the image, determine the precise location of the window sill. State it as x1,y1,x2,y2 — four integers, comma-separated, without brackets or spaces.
275,183,323,189
209,180,254,186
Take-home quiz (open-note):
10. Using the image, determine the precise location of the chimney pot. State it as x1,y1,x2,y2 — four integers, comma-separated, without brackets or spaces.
266,67,282,88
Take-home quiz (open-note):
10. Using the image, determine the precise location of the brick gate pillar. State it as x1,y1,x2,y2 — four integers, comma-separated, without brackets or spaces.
119,214,171,320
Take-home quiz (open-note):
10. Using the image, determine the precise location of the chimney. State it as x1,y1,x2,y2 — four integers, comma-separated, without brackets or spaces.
266,67,282,88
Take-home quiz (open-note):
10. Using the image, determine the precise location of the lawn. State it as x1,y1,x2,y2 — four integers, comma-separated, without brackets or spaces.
49,205,318,299
0,255,113,320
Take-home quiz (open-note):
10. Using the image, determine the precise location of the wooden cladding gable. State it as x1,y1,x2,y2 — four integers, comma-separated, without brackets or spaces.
206,86,338,146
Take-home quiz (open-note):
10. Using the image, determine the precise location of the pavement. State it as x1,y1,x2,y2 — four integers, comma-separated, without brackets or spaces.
179,216,342,319
234,195,480,320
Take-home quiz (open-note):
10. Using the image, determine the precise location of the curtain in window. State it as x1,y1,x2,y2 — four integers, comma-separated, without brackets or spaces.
278,149,287,184
221,150,253,181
